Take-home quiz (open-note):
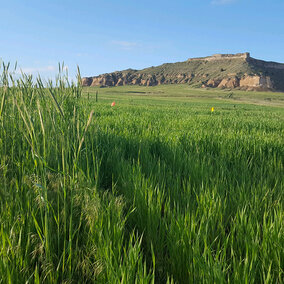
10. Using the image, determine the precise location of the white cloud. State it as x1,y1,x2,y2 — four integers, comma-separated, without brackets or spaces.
111,40,138,50
76,52,89,57
211,0,236,5
15,65,69,75
16,65,57,74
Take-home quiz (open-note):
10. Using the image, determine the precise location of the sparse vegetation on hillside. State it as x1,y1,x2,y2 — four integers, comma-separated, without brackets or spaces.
82,53,284,91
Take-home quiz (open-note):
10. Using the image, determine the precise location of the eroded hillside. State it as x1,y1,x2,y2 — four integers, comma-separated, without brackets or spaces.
82,53,284,91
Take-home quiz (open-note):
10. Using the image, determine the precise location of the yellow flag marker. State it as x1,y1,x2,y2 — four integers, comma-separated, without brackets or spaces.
211,107,214,112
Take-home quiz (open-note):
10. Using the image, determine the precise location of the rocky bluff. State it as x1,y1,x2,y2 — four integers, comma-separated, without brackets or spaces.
82,53,284,91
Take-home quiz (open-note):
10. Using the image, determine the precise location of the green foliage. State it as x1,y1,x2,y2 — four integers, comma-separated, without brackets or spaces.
141,58,252,80
0,67,283,283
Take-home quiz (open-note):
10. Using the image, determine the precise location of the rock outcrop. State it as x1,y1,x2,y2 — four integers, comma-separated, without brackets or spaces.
82,53,284,91
187,52,250,62
206,79,221,88
239,75,273,90
217,77,240,89
201,75,273,90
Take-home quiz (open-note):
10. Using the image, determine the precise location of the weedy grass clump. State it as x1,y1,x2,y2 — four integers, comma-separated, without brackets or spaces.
0,64,283,283
0,64,154,283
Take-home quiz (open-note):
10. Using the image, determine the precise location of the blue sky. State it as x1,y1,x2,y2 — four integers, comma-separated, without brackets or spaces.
1,0,284,80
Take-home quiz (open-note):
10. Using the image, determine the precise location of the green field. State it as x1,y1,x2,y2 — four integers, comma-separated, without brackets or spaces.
0,74,283,283
83,84,284,108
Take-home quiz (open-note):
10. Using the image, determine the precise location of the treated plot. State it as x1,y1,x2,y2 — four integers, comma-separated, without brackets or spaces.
0,77,283,283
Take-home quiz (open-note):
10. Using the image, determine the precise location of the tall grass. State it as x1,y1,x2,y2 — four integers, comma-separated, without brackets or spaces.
0,65,283,283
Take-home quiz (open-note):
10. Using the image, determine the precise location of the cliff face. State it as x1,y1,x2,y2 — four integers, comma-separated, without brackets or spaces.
81,71,193,87
204,75,274,90
82,53,284,91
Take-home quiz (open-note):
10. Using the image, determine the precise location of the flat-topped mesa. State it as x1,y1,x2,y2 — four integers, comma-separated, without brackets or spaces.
187,52,250,62
82,52,284,91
